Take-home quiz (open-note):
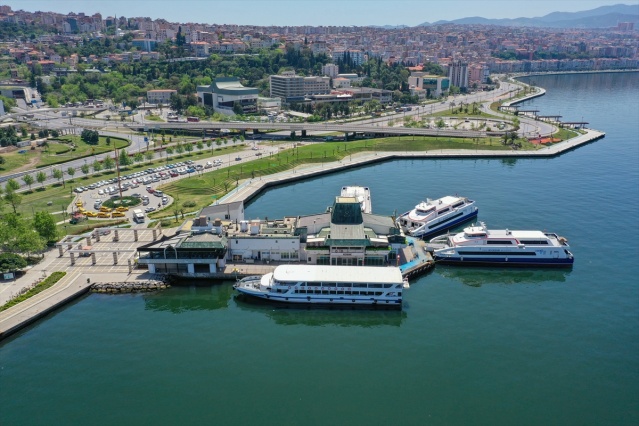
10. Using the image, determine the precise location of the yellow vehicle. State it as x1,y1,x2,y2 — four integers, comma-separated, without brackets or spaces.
111,212,125,218
85,211,98,218
99,206,112,213
97,212,110,218
75,201,84,207
78,207,87,214
115,206,129,212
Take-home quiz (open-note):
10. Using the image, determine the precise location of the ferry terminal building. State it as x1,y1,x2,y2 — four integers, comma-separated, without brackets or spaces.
137,198,406,276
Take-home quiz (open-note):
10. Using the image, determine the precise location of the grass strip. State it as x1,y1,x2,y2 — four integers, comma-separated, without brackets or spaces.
0,271,67,312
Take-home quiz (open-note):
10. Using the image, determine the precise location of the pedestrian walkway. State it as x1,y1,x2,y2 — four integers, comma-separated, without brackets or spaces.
220,129,604,205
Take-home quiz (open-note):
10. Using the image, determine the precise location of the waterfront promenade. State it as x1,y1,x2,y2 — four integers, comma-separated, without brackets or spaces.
0,127,604,340
220,128,605,204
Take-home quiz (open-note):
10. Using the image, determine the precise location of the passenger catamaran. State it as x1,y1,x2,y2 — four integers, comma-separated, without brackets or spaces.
234,265,404,308
430,222,574,267
396,195,478,239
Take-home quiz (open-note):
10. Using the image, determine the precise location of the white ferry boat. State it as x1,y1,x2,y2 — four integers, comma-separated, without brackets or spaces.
340,186,372,213
234,265,404,308
430,222,574,267
396,195,478,239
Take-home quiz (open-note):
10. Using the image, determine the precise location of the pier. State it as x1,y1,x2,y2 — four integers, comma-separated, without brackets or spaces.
0,128,604,340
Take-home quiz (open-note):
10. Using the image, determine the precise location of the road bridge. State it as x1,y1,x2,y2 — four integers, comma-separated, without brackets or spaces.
126,121,487,139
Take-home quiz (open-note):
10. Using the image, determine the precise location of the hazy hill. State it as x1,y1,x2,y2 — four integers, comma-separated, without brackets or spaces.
418,4,639,28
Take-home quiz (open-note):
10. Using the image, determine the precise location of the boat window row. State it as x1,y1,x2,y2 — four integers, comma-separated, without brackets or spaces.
292,289,398,296
518,240,549,245
486,240,514,245
428,212,464,229
437,208,450,215
451,202,465,209
278,282,396,288
457,251,537,256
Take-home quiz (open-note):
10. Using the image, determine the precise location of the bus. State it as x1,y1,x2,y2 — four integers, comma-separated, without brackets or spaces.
187,116,200,122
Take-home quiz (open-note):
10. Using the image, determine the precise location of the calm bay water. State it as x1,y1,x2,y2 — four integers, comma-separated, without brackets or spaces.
1,72,638,425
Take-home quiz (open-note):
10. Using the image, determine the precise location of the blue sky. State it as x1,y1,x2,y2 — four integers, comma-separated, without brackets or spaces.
4,0,638,26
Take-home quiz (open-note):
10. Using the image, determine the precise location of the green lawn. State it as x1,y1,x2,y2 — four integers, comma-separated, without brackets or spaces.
38,135,130,167
0,135,130,175
149,135,539,220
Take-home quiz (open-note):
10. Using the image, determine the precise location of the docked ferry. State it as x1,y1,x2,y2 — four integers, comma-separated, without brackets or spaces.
340,186,372,214
396,195,478,239
234,265,404,308
430,222,574,267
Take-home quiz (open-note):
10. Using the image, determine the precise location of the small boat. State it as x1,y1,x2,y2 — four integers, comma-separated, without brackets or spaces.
396,195,478,239
234,264,404,308
340,186,372,214
430,222,574,267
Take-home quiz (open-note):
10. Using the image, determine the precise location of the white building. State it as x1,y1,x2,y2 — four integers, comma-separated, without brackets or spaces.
197,77,259,116
322,63,339,78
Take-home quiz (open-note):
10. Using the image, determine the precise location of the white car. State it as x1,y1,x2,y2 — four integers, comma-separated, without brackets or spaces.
98,189,104,195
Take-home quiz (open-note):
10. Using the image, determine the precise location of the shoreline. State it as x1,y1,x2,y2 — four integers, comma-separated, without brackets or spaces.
219,128,605,205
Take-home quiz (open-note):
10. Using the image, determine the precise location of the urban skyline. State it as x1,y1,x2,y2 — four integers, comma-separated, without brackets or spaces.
2,0,637,27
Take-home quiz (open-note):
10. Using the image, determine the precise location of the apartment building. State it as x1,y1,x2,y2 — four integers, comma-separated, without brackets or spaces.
269,71,330,102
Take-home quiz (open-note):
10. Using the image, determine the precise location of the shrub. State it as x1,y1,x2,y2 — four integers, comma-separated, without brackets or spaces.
182,200,197,208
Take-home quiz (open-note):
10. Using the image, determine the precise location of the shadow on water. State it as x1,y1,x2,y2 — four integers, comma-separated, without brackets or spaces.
144,284,234,313
437,266,571,287
233,295,407,328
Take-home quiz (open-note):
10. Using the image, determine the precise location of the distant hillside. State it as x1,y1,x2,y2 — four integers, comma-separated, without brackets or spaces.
418,4,639,28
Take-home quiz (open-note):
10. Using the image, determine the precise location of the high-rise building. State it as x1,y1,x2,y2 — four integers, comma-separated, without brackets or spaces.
448,60,469,89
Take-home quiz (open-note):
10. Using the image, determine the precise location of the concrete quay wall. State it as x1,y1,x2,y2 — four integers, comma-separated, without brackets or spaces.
220,129,605,205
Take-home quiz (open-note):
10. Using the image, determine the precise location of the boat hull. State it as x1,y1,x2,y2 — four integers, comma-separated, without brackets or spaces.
234,287,402,309
401,209,478,239
433,256,574,267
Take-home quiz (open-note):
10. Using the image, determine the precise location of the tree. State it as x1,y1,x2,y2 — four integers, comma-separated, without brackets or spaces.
80,164,90,177
52,168,64,186
5,179,19,192
0,252,27,273
3,188,22,214
134,152,144,164
0,213,46,255
33,211,58,243
118,148,132,167
92,159,103,173
67,166,76,181
22,174,34,191
145,151,154,163
36,171,47,188
103,156,115,170
185,143,193,154
196,141,204,151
